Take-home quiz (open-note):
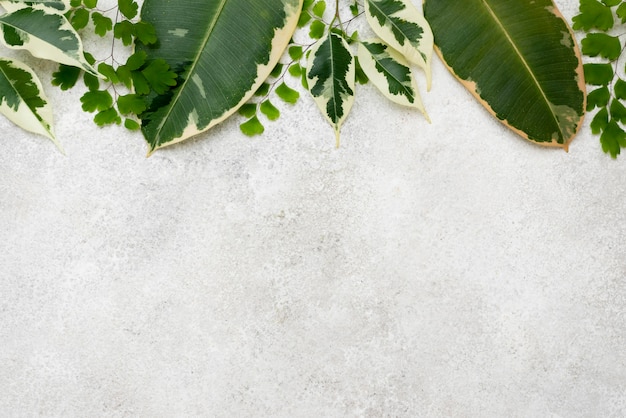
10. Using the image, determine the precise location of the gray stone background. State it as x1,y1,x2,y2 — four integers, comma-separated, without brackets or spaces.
1,1,625,416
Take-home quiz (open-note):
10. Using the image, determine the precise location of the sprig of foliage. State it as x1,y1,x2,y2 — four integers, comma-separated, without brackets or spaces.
52,0,176,131
574,0,626,157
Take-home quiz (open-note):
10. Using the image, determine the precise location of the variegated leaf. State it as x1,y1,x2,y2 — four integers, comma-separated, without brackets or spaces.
0,7,97,75
0,58,61,151
138,0,303,154
306,31,355,147
364,0,433,89
0,0,70,13
358,39,428,121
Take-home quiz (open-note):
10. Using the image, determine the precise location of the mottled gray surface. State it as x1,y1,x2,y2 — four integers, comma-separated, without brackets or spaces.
1,1,625,416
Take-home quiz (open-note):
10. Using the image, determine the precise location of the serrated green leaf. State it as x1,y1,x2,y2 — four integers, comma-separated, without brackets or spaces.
289,45,303,60
600,119,626,157
80,89,112,112
572,0,614,31
131,70,149,94
590,107,609,134
312,1,325,17
70,7,89,30
240,115,264,136
586,86,610,110
584,63,613,85
117,93,147,115
124,118,141,130
358,39,428,119
125,50,146,71
133,21,156,45
116,64,132,88
582,33,621,60
113,20,134,46
260,99,280,120
51,63,80,90
0,58,59,150
288,63,302,77
306,31,355,146
83,0,97,8
425,0,586,149
601,0,620,7
365,0,433,89
238,103,257,118
91,12,112,37
141,59,176,94
0,7,97,75
610,99,626,123
617,2,626,23
83,72,99,91
615,78,626,99
118,0,138,19
350,1,359,16
275,81,299,103
309,19,325,39
94,107,121,126
97,62,118,83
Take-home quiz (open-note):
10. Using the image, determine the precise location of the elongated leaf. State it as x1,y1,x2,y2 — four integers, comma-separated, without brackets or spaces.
0,58,60,150
0,0,69,13
358,39,428,120
306,31,355,147
364,0,433,89
424,0,585,150
0,7,96,75
138,0,303,154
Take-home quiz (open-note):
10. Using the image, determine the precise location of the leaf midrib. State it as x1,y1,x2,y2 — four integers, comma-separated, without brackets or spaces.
481,0,563,138
151,0,228,146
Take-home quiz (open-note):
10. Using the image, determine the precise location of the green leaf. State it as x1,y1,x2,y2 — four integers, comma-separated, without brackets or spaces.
124,118,141,130
237,103,257,118
602,0,620,6
70,7,89,30
0,7,97,75
118,0,138,19
289,45,303,60
260,99,280,120
80,89,112,112
0,0,70,13
590,107,608,134
354,56,369,84
358,39,428,119
309,19,325,39
312,1,325,17
97,62,118,83
275,81,299,103
117,93,147,115
586,86,610,110
93,107,121,126
288,63,302,77
240,115,265,136
581,33,621,60
125,50,146,71
573,0,614,31
424,0,586,150
617,2,626,23
609,99,626,124
91,11,112,37
584,63,613,85
113,20,134,46
138,0,303,154
116,64,132,88
131,70,149,94
133,21,157,45
600,120,626,157
365,0,433,89
270,63,284,78
51,63,80,90
615,78,626,99
83,72,99,91
83,0,97,8
141,59,176,94
255,82,271,97
306,31,355,146
0,58,59,150
70,0,80,6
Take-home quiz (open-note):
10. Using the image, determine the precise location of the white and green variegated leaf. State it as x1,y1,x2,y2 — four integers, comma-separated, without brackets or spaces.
0,7,96,75
0,58,61,151
364,0,433,89
138,0,303,154
0,0,70,13
306,31,355,147
358,39,428,121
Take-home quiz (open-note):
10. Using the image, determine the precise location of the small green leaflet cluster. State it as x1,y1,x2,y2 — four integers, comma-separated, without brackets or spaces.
0,0,98,152
52,0,176,131
239,0,432,145
573,0,626,158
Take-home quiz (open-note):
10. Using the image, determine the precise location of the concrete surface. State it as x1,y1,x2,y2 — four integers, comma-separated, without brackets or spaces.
1,1,625,416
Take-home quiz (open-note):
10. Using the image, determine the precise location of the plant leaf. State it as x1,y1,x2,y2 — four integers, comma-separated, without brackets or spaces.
364,0,433,89
424,0,586,150
0,7,97,75
358,39,428,120
306,31,355,146
0,58,60,151
137,0,303,155
0,0,69,13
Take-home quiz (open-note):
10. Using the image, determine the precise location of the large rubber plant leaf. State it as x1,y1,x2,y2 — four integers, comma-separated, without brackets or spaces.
306,31,355,147
364,0,433,90
0,6,96,75
0,0,70,13
0,58,61,151
423,0,585,150
138,0,303,155
358,39,428,120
